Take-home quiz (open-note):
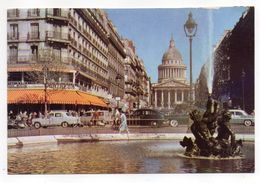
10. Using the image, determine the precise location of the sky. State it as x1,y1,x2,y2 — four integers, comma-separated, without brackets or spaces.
106,7,247,83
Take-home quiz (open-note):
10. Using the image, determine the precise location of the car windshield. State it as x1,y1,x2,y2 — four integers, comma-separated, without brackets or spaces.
66,112,72,116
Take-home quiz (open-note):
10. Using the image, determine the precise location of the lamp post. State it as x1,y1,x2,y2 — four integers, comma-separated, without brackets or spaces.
43,64,48,116
184,12,197,103
241,69,245,110
115,74,121,108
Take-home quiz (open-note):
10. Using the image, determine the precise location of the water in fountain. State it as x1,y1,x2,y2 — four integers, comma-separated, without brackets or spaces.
206,54,214,94
206,10,214,94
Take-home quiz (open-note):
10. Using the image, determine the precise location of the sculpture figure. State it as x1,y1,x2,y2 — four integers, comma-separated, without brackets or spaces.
180,95,243,158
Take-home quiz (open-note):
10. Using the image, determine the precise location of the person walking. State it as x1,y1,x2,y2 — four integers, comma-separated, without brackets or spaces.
119,108,130,134
113,108,120,130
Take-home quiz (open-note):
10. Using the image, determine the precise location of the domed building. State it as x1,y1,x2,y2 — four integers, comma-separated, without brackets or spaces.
152,35,191,109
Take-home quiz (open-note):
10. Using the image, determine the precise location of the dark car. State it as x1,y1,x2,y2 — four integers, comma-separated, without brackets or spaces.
127,108,178,127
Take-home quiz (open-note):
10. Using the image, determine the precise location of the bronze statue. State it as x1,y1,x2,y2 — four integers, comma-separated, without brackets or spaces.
180,95,243,158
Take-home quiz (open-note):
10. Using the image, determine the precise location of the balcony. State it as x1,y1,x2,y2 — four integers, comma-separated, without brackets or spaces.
71,59,93,77
69,37,77,48
125,86,136,95
27,32,40,41
46,31,69,45
78,25,82,32
83,29,91,40
7,9,19,18
68,14,78,27
46,9,68,24
7,81,111,99
7,32,19,42
27,9,40,17
8,56,18,64
17,55,38,63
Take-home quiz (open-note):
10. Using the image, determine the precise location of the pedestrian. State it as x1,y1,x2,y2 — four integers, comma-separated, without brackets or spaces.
38,112,43,118
119,108,130,134
9,110,16,120
114,108,120,129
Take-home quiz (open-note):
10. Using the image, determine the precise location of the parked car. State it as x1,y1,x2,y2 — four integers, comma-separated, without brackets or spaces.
228,109,254,126
32,111,82,129
127,108,178,127
8,119,26,129
80,110,112,126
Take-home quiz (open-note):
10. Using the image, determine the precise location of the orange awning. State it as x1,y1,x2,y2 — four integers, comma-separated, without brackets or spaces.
8,89,108,107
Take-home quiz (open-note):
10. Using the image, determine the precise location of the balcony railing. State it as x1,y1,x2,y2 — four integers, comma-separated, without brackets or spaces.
27,32,40,40
46,9,68,19
8,56,18,64
8,81,111,99
68,14,78,27
8,52,70,64
27,9,40,17
7,32,19,41
7,9,19,18
69,37,77,47
46,31,69,42
16,55,38,63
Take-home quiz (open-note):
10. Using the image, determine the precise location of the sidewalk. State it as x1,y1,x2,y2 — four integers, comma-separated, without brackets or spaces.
7,132,255,148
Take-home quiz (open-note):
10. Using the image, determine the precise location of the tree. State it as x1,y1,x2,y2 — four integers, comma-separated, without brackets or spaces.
25,48,67,115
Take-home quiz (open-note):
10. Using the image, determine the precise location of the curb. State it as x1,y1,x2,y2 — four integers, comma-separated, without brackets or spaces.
8,133,254,147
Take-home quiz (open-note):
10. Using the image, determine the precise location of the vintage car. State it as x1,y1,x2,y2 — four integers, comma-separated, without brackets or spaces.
80,110,112,126
8,119,26,129
32,111,82,129
228,109,255,126
127,108,178,127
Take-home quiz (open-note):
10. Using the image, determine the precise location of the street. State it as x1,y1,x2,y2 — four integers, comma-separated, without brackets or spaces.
8,124,254,138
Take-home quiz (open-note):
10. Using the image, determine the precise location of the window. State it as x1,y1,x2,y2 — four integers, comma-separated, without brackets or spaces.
55,113,62,117
31,45,38,62
28,9,40,17
236,112,243,116
30,23,39,39
10,24,18,39
9,46,18,63
53,9,61,16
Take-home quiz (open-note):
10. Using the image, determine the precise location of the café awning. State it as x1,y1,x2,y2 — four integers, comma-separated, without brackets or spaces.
8,89,108,107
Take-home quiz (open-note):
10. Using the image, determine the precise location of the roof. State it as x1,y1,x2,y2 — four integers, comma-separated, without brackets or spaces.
162,37,183,62
8,89,108,107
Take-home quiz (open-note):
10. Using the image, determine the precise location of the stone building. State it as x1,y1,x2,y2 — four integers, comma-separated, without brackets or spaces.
152,36,190,109
7,8,125,111
7,8,150,112
123,39,151,110
212,7,254,112
8,9,110,96
107,19,126,100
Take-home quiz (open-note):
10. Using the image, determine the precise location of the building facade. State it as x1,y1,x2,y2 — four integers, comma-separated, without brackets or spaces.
122,39,150,110
107,19,126,100
152,36,190,109
212,7,254,112
7,8,150,111
8,9,112,98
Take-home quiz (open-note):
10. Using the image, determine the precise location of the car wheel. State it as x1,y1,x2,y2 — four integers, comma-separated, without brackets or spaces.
170,120,178,127
34,122,41,129
151,121,157,127
244,120,252,126
61,122,69,128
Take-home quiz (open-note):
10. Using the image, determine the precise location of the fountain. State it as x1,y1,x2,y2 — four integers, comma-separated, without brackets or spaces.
180,94,243,159
180,42,244,158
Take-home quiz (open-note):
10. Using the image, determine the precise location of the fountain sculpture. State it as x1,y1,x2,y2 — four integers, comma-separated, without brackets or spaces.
180,95,243,158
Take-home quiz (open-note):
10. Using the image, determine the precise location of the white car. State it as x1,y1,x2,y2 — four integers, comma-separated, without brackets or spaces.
32,111,81,129
80,110,112,126
228,109,255,126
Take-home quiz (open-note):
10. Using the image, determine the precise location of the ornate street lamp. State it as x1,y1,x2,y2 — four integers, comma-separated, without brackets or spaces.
184,12,197,103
